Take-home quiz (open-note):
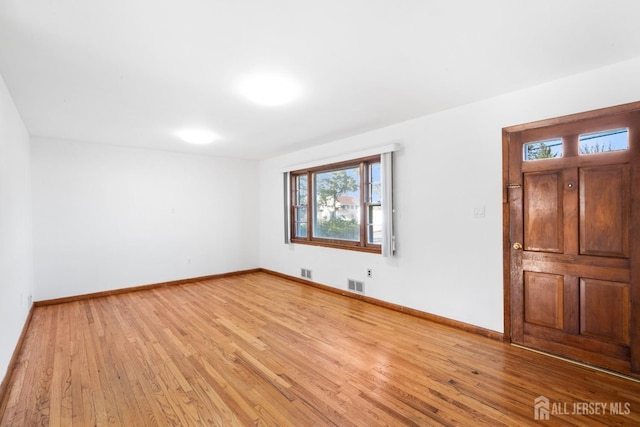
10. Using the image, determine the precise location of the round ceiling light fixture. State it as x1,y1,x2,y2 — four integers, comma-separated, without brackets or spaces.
238,72,302,107
176,129,219,145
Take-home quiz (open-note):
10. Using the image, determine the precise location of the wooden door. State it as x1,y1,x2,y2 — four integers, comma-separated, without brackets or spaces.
505,104,640,376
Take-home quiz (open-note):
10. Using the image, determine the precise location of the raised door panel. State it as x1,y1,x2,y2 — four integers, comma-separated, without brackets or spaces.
579,165,630,257
580,278,630,345
524,171,563,253
524,272,564,330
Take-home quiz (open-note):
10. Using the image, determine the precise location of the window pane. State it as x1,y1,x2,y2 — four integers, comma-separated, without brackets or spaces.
313,167,360,241
297,175,308,205
296,207,307,238
368,205,382,244
369,162,381,203
579,128,628,155
523,138,563,161
296,218,307,237
296,206,307,221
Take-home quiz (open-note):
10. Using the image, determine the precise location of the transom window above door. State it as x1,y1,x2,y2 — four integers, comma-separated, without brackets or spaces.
523,138,563,161
522,127,629,161
578,128,628,155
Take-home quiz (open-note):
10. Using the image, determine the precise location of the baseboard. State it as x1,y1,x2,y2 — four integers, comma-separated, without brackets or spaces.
259,268,504,341
0,304,35,416
34,268,262,307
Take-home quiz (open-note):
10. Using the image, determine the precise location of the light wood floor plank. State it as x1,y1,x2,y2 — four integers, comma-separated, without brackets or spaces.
2,271,640,426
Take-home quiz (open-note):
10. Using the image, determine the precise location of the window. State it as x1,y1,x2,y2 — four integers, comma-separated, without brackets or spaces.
290,155,381,253
521,128,630,161
292,174,308,237
523,138,563,161
579,128,628,154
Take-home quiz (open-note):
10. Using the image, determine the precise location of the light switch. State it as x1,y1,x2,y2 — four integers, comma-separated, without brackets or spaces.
473,206,486,218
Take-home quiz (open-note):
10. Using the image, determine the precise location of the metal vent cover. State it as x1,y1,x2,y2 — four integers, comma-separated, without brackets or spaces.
348,279,364,294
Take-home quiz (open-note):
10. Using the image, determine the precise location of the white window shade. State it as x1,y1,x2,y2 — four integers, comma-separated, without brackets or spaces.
283,171,291,244
381,151,395,257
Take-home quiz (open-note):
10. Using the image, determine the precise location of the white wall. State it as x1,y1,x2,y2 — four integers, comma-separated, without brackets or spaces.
0,76,33,384
259,57,640,333
31,139,259,301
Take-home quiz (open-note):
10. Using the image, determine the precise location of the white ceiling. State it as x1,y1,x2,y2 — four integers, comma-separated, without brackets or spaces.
1,1,640,160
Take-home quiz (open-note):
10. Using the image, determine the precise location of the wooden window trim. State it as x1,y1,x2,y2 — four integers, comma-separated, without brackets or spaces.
290,155,382,254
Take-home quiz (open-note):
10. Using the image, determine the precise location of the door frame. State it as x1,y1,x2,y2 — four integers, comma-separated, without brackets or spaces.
502,101,640,364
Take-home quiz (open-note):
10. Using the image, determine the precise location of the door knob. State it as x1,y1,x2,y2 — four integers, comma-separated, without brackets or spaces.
513,242,523,250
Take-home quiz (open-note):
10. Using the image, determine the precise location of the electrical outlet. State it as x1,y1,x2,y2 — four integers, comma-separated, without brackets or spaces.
366,268,373,278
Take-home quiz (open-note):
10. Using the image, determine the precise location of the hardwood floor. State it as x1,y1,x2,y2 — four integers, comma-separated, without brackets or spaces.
2,271,640,426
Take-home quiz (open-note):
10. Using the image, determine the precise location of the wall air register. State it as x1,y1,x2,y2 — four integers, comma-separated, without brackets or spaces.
348,279,364,294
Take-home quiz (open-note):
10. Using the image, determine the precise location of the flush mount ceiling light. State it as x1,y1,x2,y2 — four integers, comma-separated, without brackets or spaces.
238,72,302,106
176,129,219,145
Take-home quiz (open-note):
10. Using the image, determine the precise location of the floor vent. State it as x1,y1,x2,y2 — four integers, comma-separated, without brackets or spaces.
348,279,364,294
